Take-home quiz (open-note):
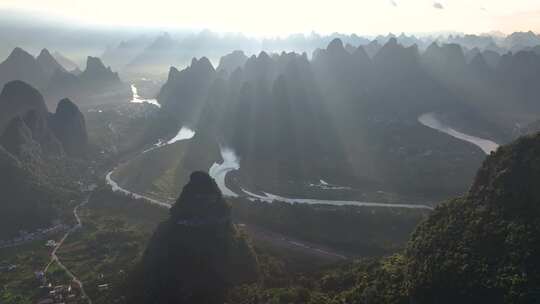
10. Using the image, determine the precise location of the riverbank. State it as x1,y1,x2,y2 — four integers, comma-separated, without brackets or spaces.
418,112,500,154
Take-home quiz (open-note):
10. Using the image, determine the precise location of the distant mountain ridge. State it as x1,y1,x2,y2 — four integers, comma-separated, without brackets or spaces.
37,48,66,78
0,80,89,238
0,80,88,159
0,47,130,108
144,37,540,203
52,51,80,72
0,47,48,90
94,30,540,78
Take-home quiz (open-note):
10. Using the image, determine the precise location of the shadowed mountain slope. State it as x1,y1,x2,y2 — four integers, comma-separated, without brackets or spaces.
128,171,258,304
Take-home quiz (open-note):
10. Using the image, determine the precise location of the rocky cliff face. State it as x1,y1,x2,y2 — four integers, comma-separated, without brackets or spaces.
0,47,47,89
0,81,63,158
0,80,88,159
128,171,258,304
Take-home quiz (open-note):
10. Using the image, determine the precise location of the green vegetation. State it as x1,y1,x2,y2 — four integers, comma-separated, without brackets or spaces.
111,124,220,203
84,102,161,157
405,134,540,303
226,254,410,304
0,238,58,304
226,133,540,304
55,187,167,304
0,148,85,239
112,139,195,202
231,197,429,256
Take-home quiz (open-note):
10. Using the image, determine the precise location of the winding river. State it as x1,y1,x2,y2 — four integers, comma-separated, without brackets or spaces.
207,148,433,210
105,126,197,208
241,188,433,209
129,84,161,107
142,127,196,153
418,112,499,154
106,171,170,208
208,148,240,197
107,128,434,210
167,127,195,144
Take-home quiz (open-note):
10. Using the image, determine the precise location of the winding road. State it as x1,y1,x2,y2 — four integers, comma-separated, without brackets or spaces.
106,171,171,208
44,195,93,304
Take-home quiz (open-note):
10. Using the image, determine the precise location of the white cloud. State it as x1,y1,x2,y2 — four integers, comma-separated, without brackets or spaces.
1,0,540,35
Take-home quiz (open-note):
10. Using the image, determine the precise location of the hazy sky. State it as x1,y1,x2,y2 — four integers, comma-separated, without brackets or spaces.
1,0,540,36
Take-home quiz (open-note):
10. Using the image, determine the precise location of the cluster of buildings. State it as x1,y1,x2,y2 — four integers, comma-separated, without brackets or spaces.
0,224,68,249
0,262,17,272
35,272,84,304
35,284,82,304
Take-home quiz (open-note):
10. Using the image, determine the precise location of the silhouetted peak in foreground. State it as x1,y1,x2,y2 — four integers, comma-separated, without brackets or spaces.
170,171,229,221
128,171,258,304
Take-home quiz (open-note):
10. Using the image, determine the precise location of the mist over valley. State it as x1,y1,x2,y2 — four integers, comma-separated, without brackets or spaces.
2,2,540,303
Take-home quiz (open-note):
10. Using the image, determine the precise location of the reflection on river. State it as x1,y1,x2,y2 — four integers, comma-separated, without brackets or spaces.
108,128,433,210
209,148,240,197
418,112,499,154
130,84,161,107
167,127,195,144
241,188,433,210
143,127,195,153
106,125,196,206
106,171,170,208
207,148,433,210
